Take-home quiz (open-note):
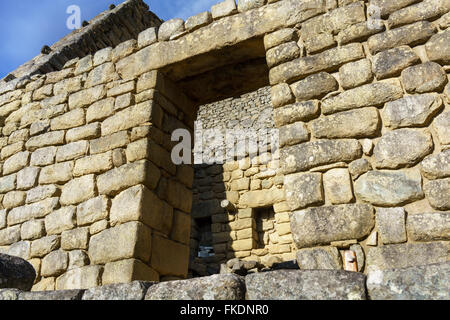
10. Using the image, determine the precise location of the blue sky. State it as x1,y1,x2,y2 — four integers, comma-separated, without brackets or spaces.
0,0,219,79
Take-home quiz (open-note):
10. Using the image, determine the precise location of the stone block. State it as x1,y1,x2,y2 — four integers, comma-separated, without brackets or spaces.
20,220,45,240
61,228,89,250
274,100,320,127
50,108,85,130
290,72,338,101
239,188,285,208
406,212,450,242
60,174,96,206
270,83,294,109
290,204,374,248
55,141,89,163
373,129,433,169
3,151,30,175
41,250,68,277
266,41,301,68
279,122,309,147
150,235,189,278
185,12,212,31
3,191,26,209
138,27,158,48
425,28,450,64
158,19,184,41
56,265,103,290
73,151,113,176
66,123,101,143
85,63,117,88
86,98,115,123
68,85,106,110
7,197,59,226
30,235,60,258
246,270,366,300
16,167,40,190
264,28,297,50
26,131,65,151
311,107,380,139
402,62,447,93
89,221,152,265
424,178,450,210
30,147,57,166
26,185,59,204
44,206,76,235
83,279,156,300
420,150,450,180
433,111,450,145
284,172,323,211
339,59,373,89
382,94,443,129
376,208,407,245
90,131,130,155
372,46,419,79
296,247,342,270
38,162,74,185
323,169,354,204
211,0,237,19
145,274,245,300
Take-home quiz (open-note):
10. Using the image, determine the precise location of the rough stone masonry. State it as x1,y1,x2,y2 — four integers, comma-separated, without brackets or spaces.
0,0,449,299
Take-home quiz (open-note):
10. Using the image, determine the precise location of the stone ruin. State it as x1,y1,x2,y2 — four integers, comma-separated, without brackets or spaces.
0,0,449,300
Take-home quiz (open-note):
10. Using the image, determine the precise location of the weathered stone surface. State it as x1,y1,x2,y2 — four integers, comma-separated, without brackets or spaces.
311,107,380,139
0,288,20,300
339,59,373,89
303,32,335,54
19,289,84,301
401,62,447,93
83,281,154,300
145,274,245,300
373,129,433,169
26,131,65,152
68,250,89,270
368,21,435,55
68,85,106,110
41,250,68,277
66,122,101,143
8,197,59,226
420,150,450,180
238,0,265,12
246,270,366,300
269,43,364,84
56,265,103,290
366,242,449,272
376,208,407,245
211,0,237,19
110,185,172,234
264,28,297,50
424,178,450,210
73,151,113,177
60,175,96,206
281,139,362,174
322,80,403,114
55,141,89,163
76,195,110,226
97,160,160,195
86,98,114,123
3,151,30,175
20,220,45,240
290,72,338,101
270,83,294,109
407,212,450,242
89,221,152,265
291,204,374,248
51,108,85,131
0,254,36,291
158,19,184,41
185,12,212,32
355,170,423,206
0,174,16,194
44,206,76,235
296,247,342,270
372,46,419,79
382,94,443,129
39,162,73,184
425,28,450,64
266,41,300,68
0,224,18,245
30,147,56,167
93,47,112,66
238,188,285,208
367,262,450,300
279,122,309,147
433,111,450,146
273,101,320,127
150,235,189,277
85,63,117,88
284,172,323,211
30,235,60,258
102,259,159,285
3,191,26,209
61,228,89,250
16,167,40,190
7,241,31,260
90,131,130,155
323,169,354,204
26,185,58,204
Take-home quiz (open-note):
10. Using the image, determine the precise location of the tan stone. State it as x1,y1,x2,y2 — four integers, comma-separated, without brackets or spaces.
150,235,189,277
76,196,110,226
30,235,60,258
39,162,74,185
56,265,103,290
45,206,76,235
323,169,354,204
73,151,113,176
102,259,159,285
61,228,90,250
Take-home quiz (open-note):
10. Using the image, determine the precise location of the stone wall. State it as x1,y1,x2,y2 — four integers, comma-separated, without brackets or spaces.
0,0,449,293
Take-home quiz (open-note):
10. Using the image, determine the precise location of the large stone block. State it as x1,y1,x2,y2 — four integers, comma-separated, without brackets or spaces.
19,289,84,301
68,85,106,110
3,151,30,175
7,241,31,260
110,185,173,234
51,108,85,131
382,94,443,129
372,46,419,79
30,235,60,258
323,168,354,204
73,151,113,176
321,80,403,115
239,188,285,208
41,250,68,277
25,131,65,151
20,220,45,241
61,228,89,250
280,139,362,174
97,160,161,196
39,162,74,185
269,43,364,84
83,279,155,300
273,101,320,127
30,146,57,166
290,72,338,101
296,247,342,270
279,122,309,148
425,28,450,64
7,197,59,226
284,172,323,211
290,204,374,248
366,242,449,272
354,170,423,206
401,62,447,93
44,206,76,235
311,107,380,139
88,221,152,265
266,41,301,68
433,111,450,145
102,259,159,286
25,185,58,204
86,98,115,123
246,270,366,300
16,167,40,190
0,225,20,246
376,208,407,245
85,62,117,88
420,150,450,180
373,129,433,169
60,175,96,206
424,178,450,210
150,235,189,278
90,131,130,155
406,212,450,242
367,21,435,55
55,265,103,290
339,59,373,89
367,262,450,300
145,274,245,300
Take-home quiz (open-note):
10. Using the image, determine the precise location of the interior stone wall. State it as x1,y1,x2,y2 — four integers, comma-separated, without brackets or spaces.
0,0,449,291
